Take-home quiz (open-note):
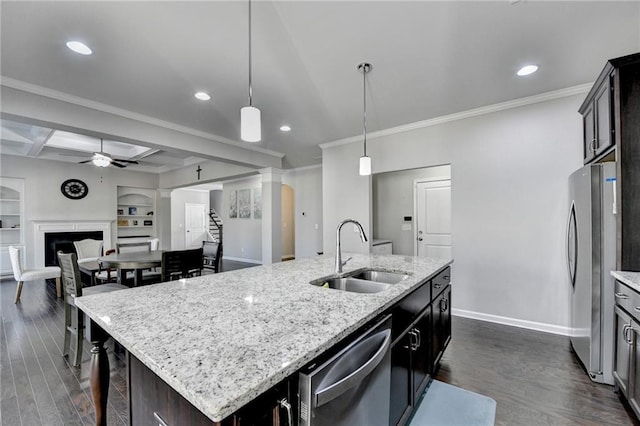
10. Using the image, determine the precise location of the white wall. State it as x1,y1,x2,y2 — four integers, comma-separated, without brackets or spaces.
170,189,210,250
283,166,323,259
0,155,158,267
322,93,584,331
222,176,262,262
373,165,451,256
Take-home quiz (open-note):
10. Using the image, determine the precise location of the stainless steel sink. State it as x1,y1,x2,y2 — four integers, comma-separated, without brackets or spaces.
312,277,391,294
348,269,409,285
310,269,410,294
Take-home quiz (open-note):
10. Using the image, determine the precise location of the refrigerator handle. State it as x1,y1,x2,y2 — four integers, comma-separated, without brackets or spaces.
566,201,577,289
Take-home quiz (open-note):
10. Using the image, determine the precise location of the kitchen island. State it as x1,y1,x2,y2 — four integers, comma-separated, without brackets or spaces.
76,253,452,425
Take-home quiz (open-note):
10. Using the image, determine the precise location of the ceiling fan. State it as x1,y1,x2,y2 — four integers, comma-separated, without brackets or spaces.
79,139,139,168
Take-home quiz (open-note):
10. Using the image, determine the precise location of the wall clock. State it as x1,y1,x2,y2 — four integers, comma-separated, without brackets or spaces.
61,179,89,200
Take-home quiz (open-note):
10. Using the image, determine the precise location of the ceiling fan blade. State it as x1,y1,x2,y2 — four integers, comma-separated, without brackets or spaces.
112,158,139,164
111,161,127,168
78,159,93,164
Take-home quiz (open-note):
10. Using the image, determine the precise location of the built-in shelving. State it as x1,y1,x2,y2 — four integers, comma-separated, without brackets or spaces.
116,186,157,243
0,177,25,276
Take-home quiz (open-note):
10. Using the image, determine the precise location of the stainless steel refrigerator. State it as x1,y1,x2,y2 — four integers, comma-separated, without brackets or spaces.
567,162,616,385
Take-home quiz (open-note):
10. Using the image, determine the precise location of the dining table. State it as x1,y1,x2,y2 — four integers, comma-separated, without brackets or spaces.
97,250,163,287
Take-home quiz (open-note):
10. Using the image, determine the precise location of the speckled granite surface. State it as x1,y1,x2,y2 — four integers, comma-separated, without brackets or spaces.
76,253,452,422
612,270,640,293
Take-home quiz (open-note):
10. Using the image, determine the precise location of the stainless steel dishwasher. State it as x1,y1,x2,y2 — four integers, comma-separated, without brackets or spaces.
299,315,392,426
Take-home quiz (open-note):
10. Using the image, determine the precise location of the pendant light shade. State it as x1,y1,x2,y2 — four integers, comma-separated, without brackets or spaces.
357,62,372,176
241,0,261,142
241,106,261,142
359,155,371,176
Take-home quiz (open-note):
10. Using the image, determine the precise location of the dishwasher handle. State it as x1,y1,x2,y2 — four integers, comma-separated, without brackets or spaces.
314,328,391,408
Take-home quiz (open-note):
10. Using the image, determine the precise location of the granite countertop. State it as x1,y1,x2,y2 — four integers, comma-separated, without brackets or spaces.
76,253,452,422
612,270,640,293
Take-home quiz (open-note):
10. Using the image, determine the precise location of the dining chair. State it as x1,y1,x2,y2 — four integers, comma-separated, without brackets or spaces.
202,241,222,273
148,238,160,251
116,241,151,254
74,239,104,285
73,239,103,263
161,248,203,282
9,245,62,303
57,251,127,367
95,249,117,284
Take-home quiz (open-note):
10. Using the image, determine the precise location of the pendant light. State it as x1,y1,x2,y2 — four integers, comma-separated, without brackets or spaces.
357,63,372,176
241,0,261,142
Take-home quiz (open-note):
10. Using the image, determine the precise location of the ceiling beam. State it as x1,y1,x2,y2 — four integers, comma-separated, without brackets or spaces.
0,81,284,169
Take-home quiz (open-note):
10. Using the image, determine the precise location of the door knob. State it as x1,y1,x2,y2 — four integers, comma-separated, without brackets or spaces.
418,237,423,241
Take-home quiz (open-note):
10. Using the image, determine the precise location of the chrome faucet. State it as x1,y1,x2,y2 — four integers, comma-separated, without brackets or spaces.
335,219,368,274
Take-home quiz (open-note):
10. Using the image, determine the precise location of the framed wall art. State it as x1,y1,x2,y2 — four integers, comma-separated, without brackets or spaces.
238,189,251,219
252,188,262,219
228,190,237,218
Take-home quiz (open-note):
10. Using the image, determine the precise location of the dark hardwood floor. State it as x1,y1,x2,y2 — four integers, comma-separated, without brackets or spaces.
2,270,637,425
436,317,639,426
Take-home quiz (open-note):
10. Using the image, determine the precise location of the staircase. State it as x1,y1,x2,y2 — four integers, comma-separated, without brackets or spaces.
208,208,223,245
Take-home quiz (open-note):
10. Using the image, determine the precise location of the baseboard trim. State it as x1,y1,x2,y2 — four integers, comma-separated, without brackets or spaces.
222,256,262,265
452,308,572,337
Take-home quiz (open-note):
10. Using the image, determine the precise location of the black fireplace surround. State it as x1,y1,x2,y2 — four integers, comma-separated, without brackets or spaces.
44,231,103,267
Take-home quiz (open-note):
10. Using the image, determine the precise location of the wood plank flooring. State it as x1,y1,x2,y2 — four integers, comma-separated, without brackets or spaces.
436,317,639,426
2,270,637,425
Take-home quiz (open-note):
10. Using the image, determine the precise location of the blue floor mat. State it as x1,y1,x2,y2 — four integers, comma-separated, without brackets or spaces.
408,380,496,426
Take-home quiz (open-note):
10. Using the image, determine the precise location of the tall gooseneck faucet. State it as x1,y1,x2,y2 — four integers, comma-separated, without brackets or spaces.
335,219,368,274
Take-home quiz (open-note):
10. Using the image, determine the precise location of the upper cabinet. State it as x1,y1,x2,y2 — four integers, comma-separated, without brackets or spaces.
116,186,157,243
581,53,640,271
579,61,615,164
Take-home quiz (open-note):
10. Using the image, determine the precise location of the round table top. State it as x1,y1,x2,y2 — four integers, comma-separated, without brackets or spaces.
98,251,163,269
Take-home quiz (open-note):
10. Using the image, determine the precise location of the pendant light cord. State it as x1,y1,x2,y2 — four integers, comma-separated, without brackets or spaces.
362,65,368,156
248,0,253,107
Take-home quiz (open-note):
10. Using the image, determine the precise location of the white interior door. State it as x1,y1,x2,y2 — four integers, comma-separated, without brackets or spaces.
185,203,206,249
415,180,452,258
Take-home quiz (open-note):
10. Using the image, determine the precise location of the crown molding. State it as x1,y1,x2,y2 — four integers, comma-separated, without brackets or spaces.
283,163,322,174
319,83,592,150
0,76,285,159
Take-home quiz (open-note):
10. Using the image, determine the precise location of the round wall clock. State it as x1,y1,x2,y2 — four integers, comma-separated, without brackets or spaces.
61,179,89,200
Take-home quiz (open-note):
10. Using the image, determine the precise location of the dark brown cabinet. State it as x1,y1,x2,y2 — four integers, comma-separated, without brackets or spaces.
389,267,451,426
579,52,640,271
613,279,640,420
432,285,452,369
580,74,614,164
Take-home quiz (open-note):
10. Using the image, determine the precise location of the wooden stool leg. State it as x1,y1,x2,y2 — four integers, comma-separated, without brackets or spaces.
56,277,62,298
89,322,110,426
14,281,24,303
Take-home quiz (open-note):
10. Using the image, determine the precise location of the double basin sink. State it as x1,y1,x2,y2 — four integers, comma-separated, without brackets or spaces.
310,269,411,294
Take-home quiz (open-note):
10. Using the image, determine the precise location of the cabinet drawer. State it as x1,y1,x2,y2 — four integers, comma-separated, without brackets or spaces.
615,281,640,319
431,267,451,298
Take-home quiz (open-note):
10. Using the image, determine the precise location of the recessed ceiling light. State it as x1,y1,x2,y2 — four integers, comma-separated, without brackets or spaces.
194,92,211,101
517,65,538,76
280,125,291,132
66,41,92,55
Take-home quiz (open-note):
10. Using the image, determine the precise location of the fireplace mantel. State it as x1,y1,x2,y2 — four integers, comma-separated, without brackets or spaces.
34,220,113,267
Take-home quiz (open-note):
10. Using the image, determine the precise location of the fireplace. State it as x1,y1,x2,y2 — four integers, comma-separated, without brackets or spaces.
33,221,112,268
45,231,104,267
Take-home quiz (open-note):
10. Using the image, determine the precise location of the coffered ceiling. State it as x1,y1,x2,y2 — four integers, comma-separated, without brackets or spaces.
1,1,639,171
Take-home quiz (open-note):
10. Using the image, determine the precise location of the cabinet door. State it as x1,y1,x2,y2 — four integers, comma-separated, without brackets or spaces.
594,77,613,156
582,102,596,164
390,333,413,426
432,286,451,369
614,305,632,396
629,320,640,416
412,307,432,399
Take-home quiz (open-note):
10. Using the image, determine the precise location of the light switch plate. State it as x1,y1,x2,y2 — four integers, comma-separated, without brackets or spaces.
402,224,412,231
